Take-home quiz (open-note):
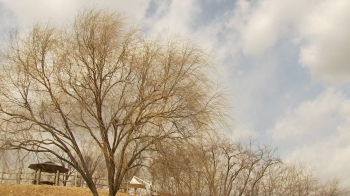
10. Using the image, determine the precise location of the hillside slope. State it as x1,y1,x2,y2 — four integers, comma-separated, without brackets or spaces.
0,184,129,196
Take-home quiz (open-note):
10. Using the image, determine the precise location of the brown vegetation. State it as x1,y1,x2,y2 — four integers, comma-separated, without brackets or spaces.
0,184,128,196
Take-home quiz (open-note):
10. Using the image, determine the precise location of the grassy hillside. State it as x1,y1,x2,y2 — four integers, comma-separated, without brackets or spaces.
0,184,129,196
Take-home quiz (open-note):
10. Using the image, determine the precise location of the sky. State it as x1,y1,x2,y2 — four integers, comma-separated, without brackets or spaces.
1,0,350,187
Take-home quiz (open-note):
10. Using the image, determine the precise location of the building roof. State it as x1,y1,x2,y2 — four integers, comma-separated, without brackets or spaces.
28,162,69,173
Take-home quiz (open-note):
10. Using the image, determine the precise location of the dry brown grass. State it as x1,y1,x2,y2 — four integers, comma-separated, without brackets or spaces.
0,184,129,196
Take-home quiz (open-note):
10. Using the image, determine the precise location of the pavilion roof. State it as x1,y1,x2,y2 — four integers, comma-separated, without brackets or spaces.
28,162,69,173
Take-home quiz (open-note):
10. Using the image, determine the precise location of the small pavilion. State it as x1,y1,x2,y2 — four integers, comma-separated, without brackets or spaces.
28,161,68,185
120,176,159,196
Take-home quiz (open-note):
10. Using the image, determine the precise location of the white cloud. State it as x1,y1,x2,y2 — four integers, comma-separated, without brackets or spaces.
142,0,201,37
285,116,350,186
231,122,259,141
0,0,151,27
224,0,350,88
240,1,279,56
269,89,345,140
298,0,350,85
233,0,314,56
277,90,350,186
0,2,16,45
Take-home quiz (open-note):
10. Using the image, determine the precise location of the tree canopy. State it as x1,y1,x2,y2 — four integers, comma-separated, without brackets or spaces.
0,10,225,196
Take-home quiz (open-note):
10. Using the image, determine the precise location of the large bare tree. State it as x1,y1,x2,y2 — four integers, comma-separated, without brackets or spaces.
0,10,225,196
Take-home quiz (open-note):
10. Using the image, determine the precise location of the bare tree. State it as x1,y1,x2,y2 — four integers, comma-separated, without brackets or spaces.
149,132,349,196
149,135,281,196
0,9,225,196
254,161,349,196
149,134,214,196
316,179,349,196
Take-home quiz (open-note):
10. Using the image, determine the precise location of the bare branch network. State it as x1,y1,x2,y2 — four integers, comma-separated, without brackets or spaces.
0,9,225,196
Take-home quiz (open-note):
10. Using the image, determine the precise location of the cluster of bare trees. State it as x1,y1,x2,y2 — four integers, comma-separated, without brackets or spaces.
0,9,348,196
148,136,348,196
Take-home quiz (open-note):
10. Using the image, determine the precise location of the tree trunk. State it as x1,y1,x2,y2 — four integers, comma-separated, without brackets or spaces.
108,188,118,196
85,178,99,196
108,175,123,196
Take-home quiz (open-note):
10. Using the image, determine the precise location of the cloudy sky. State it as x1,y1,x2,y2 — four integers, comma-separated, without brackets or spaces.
1,0,350,187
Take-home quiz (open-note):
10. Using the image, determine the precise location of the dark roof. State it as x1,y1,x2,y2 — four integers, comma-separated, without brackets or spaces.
28,162,69,173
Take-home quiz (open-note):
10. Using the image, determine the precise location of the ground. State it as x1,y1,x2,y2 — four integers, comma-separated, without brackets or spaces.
0,184,129,196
